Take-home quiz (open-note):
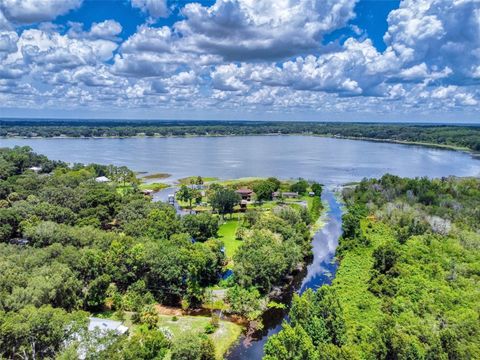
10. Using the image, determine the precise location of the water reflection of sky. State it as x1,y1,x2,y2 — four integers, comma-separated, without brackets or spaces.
299,191,342,293
2,136,479,185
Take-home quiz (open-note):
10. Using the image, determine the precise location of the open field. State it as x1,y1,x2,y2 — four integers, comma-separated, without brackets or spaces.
178,176,218,184
217,219,242,260
97,311,242,360
157,314,242,359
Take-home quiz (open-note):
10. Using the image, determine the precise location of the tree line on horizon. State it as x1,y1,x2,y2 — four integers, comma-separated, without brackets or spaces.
1,121,480,152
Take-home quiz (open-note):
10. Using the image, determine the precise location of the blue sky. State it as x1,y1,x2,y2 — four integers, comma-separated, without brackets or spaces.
0,0,479,122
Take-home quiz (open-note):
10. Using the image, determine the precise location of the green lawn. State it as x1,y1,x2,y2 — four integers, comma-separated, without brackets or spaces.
139,182,169,191
157,314,242,359
116,182,169,195
332,220,389,356
217,219,242,260
178,176,218,185
99,311,242,360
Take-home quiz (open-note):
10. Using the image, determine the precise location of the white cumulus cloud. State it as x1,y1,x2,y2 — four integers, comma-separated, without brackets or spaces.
0,0,82,25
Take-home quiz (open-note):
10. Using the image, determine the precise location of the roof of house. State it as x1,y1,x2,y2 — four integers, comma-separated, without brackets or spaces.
28,166,42,172
236,188,253,194
88,317,128,335
95,176,110,183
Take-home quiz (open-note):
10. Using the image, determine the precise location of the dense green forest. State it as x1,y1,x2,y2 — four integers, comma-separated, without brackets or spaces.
0,146,318,359
264,175,480,359
2,120,480,151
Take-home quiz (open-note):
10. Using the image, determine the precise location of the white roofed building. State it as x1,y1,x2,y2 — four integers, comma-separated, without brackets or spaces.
95,176,111,183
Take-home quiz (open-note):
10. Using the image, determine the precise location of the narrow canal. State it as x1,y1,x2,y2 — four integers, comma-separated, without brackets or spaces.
226,189,343,360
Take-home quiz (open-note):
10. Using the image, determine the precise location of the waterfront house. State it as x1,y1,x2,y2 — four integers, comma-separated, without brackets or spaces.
236,188,254,201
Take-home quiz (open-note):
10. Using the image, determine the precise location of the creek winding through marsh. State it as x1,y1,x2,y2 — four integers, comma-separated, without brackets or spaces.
226,190,342,360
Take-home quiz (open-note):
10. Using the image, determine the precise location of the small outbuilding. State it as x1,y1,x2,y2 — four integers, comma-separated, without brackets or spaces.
273,191,299,199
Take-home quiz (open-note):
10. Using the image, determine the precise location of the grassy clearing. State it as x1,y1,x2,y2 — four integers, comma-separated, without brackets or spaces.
332,220,391,355
216,177,264,186
157,314,242,359
178,176,218,185
139,182,169,191
116,182,170,195
217,219,242,260
99,311,242,360
115,184,133,195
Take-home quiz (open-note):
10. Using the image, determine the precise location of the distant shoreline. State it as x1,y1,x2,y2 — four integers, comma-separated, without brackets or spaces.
1,133,475,155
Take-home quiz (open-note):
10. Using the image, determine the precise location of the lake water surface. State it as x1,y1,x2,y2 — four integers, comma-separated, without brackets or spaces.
1,135,479,184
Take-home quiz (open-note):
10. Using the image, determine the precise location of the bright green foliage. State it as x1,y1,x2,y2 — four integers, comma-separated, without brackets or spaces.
290,179,309,195
309,196,323,221
176,185,200,208
233,229,299,293
289,287,346,347
264,323,317,360
226,286,263,321
311,182,323,196
266,175,480,359
233,206,311,294
111,328,170,360
253,179,277,201
209,186,240,218
0,305,87,359
181,213,219,242
140,304,160,329
171,332,216,360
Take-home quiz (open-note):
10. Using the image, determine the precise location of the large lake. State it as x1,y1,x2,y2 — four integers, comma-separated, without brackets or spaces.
1,135,480,183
